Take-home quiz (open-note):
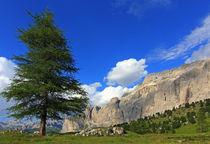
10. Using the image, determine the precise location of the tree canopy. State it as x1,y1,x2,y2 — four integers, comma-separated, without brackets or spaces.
1,9,88,136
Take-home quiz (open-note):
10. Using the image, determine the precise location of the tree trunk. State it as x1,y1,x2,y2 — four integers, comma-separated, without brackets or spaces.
40,92,47,136
40,115,46,136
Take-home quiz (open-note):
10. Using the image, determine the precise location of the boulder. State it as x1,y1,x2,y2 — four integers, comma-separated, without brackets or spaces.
75,127,125,136
113,127,124,135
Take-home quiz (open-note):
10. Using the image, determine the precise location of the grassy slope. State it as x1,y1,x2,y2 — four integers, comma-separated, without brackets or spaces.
121,99,210,135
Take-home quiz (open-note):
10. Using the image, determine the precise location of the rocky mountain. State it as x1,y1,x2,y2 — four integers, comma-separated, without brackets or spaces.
61,58,210,133
0,120,63,130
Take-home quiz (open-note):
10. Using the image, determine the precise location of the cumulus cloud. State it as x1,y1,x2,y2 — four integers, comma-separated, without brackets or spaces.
113,0,171,17
185,43,210,63
82,82,134,106
104,58,147,87
82,82,102,98
0,57,16,120
154,15,210,61
0,57,16,92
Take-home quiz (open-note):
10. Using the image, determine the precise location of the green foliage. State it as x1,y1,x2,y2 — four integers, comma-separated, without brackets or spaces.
1,9,88,135
164,110,172,116
185,103,190,108
200,100,204,107
187,112,196,124
121,99,210,135
150,123,157,133
161,120,172,133
197,108,208,133
180,116,186,123
172,117,181,129
191,102,195,107
129,120,151,134
156,112,160,116
205,99,210,106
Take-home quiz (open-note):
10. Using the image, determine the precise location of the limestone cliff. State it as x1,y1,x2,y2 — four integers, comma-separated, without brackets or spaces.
61,58,210,133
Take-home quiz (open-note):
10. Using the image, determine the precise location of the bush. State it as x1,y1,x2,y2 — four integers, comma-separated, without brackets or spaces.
160,127,165,134
200,100,204,107
129,120,151,134
205,99,210,106
180,116,187,123
162,121,171,131
165,110,172,116
185,103,190,108
187,112,196,124
172,121,181,129
191,102,195,107
151,123,157,133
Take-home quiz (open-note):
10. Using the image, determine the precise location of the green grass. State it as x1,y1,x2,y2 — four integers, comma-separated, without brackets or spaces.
175,124,198,134
0,131,209,144
175,118,210,134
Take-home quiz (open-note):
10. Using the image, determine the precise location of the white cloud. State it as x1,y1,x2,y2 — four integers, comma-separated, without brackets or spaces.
104,58,147,87
82,82,134,106
82,82,102,98
113,0,171,17
156,15,210,61
0,57,16,93
0,57,16,120
185,43,210,63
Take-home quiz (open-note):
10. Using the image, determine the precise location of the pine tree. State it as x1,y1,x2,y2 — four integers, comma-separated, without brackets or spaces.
1,9,88,136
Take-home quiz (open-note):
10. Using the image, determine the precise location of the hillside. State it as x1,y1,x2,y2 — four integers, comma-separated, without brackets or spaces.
120,99,210,134
61,58,210,133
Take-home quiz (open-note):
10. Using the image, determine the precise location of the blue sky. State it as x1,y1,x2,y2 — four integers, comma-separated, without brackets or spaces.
0,0,210,121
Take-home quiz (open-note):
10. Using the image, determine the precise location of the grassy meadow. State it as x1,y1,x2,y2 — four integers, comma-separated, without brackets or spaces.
1,102,210,144
0,128,209,144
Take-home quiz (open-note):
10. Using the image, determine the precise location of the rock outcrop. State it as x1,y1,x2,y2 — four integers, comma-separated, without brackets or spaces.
75,127,124,136
61,58,210,133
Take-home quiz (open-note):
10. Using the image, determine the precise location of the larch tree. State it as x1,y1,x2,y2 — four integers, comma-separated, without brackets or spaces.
1,9,88,136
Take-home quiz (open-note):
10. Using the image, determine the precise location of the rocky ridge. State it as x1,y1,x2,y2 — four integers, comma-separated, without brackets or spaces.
61,58,210,133
0,120,63,130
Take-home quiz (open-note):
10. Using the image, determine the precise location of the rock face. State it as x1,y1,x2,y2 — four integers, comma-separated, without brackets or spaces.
60,119,81,133
61,58,210,133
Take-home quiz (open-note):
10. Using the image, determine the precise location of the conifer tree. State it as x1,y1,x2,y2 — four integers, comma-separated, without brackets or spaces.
1,9,88,136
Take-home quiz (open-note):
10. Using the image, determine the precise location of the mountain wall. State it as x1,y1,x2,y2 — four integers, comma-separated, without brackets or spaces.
61,58,210,133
